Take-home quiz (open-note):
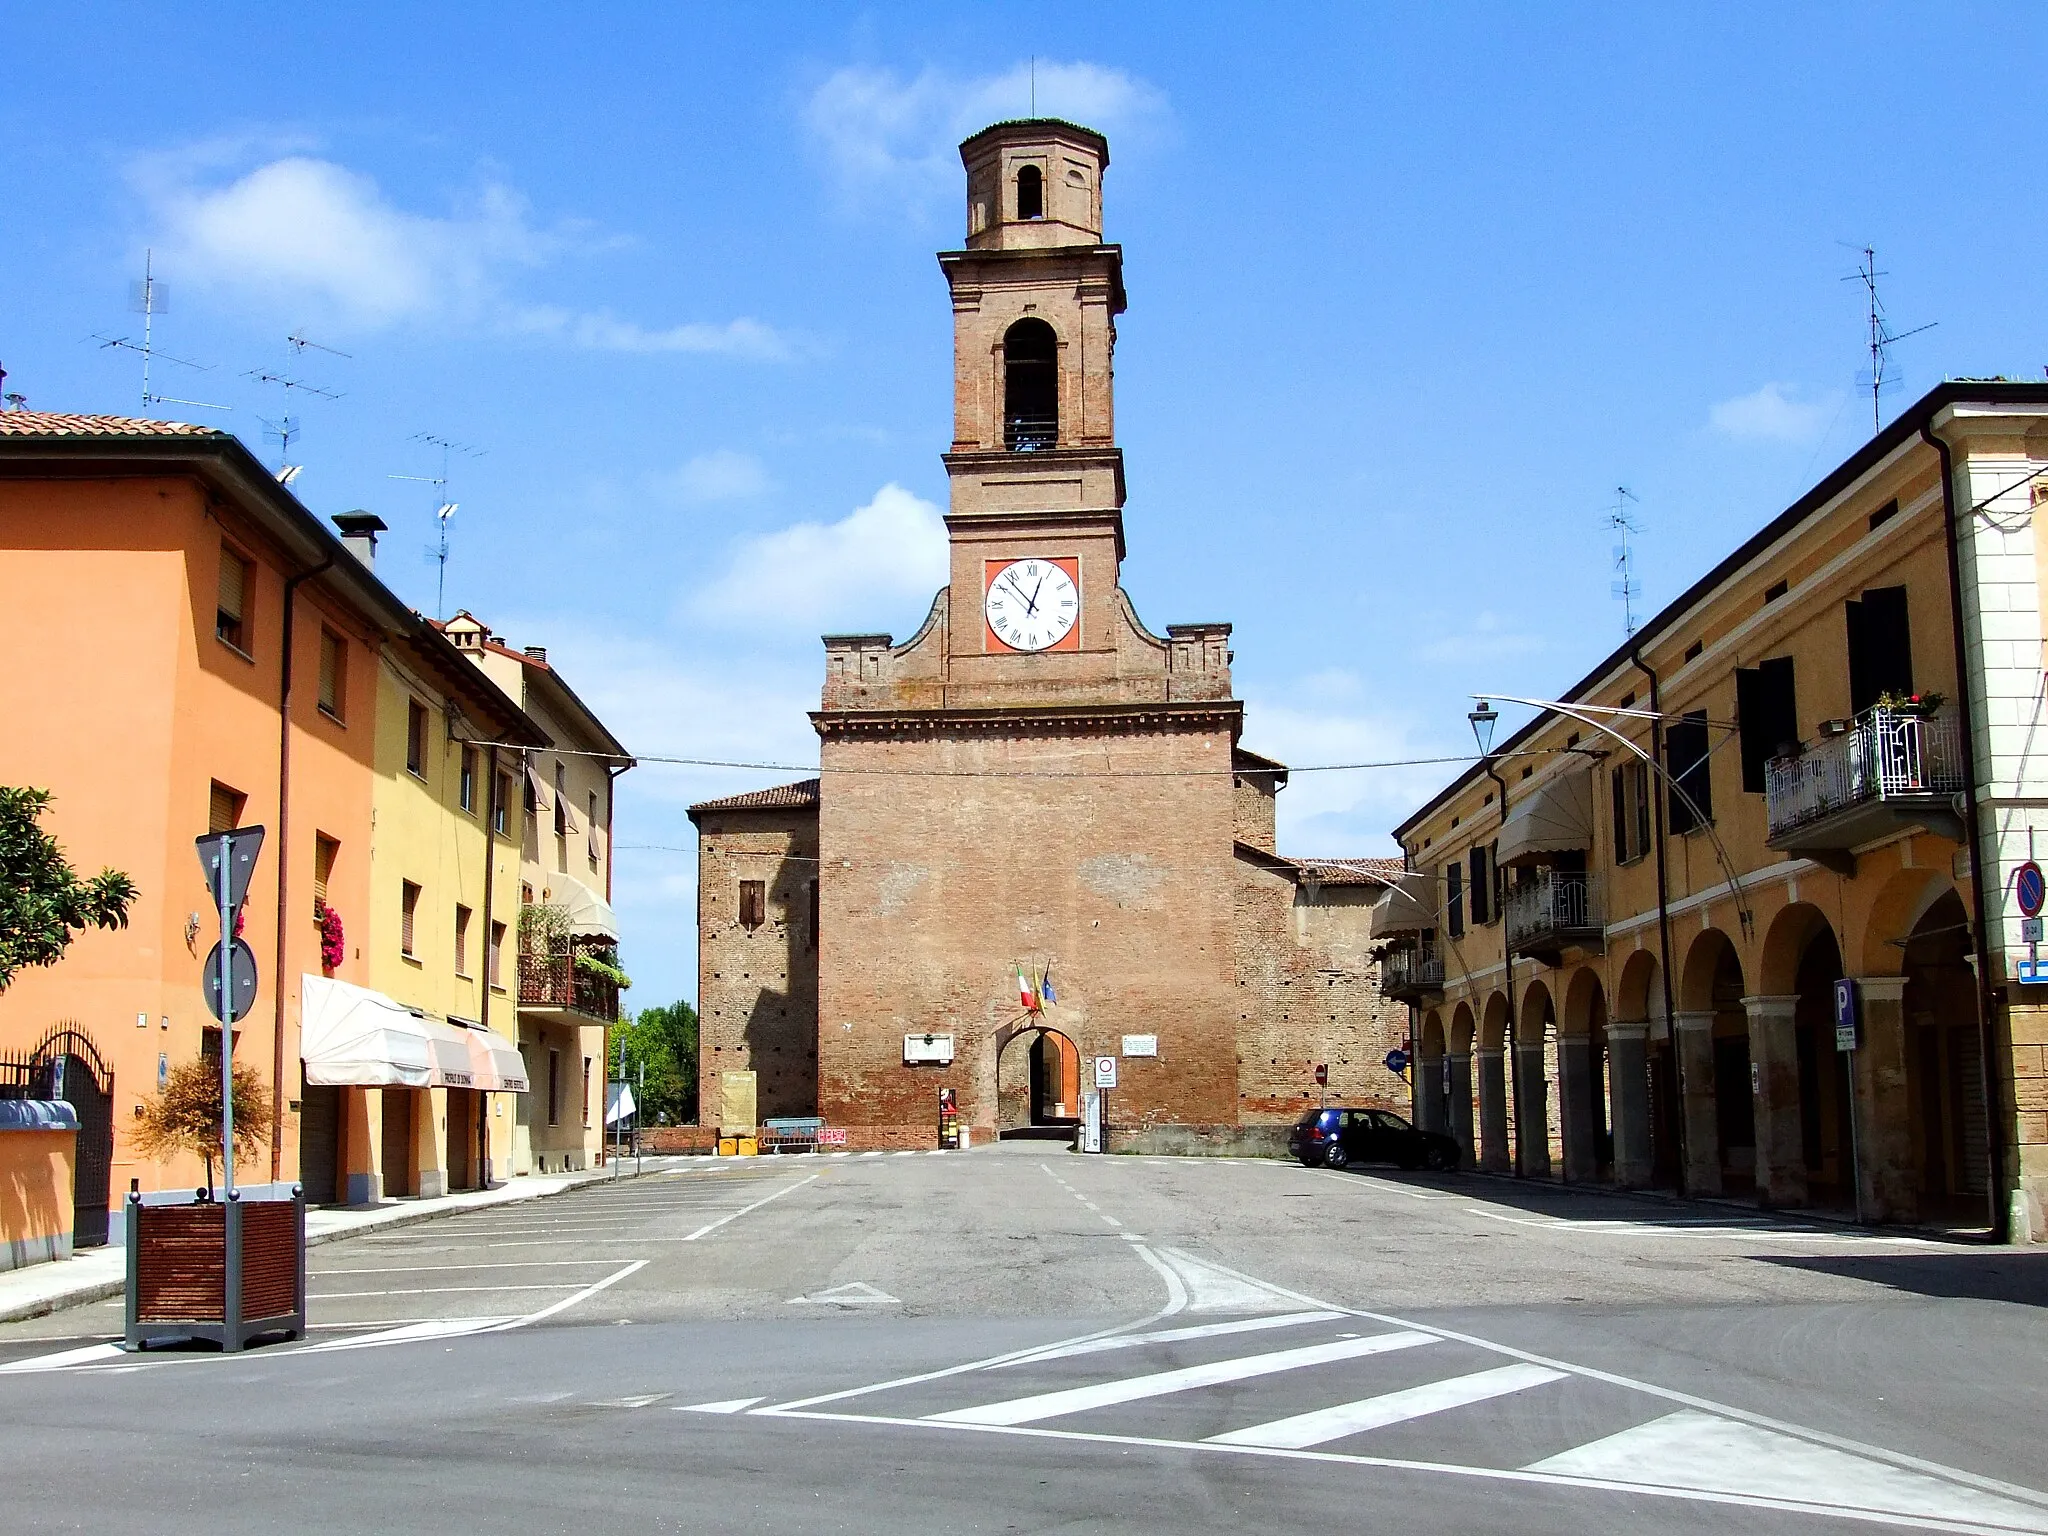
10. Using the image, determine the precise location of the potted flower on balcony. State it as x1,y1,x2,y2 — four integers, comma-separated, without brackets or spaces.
1875,690,1944,717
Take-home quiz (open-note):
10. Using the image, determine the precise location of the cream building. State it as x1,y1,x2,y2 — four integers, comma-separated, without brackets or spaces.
443,612,633,1173
1383,381,2048,1241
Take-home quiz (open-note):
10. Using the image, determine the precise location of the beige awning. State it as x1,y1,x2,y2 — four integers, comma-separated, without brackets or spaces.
464,1026,530,1093
525,760,551,810
1368,872,1436,938
1497,767,1595,868
546,874,618,939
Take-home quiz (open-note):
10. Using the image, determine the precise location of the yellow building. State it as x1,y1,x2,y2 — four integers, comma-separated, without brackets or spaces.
1382,381,2048,1240
297,516,545,1202
441,612,633,1174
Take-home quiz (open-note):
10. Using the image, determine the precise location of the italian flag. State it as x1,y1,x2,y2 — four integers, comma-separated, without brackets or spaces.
1017,965,1037,1012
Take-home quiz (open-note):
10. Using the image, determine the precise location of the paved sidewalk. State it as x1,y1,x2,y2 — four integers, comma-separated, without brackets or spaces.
0,1156,689,1325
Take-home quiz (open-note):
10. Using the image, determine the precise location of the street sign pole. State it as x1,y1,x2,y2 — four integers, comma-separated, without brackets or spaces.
216,833,234,1202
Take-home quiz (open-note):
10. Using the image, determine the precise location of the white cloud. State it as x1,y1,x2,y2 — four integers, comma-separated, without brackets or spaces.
1415,610,1543,664
801,60,1168,205
1708,382,1842,444
691,483,949,633
1243,675,1455,857
659,450,773,504
134,150,786,353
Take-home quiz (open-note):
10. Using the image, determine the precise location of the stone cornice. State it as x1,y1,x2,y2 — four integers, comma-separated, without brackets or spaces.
811,699,1242,742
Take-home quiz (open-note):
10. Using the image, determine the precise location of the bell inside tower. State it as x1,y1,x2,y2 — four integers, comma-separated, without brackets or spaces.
1002,319,1058,451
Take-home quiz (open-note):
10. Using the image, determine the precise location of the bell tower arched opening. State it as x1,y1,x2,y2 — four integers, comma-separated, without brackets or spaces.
1002,318,1059,451
1016,163,1044,220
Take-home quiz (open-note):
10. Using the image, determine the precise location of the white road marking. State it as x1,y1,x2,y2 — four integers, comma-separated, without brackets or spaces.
296,1316,519,1353
488,1259,649,1332
590,1392,672,1409
310,1260,623,1274
1529,1410,2048,1532
860,1151,884,1159
927,1331,1438,1426
893,1150,917,1157
0,1342,125,1374
678,1396,766,1414
788,1281,900,1306
311,1283,591,1299
1126,1244,1189,1317
1155,1247,1322,1314
683,1175,820,1241
1464,1207,1936,1246
999,1310,1346,1367
1210,1362,1567,1448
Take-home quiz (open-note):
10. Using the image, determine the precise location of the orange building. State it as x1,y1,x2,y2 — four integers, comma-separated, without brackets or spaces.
0,413,414,1243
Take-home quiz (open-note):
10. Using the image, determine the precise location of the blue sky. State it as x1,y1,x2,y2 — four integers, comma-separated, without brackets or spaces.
7,4,2046,1008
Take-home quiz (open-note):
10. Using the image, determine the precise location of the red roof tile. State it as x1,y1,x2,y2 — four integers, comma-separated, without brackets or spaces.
689,778,821,815
0,411,224,438
1289,856,1404,887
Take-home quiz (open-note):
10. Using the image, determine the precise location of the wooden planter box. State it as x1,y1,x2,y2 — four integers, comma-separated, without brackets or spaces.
124,1186,306,1352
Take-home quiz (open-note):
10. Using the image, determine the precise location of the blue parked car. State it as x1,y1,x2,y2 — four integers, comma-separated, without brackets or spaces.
1289,1106,1458,1172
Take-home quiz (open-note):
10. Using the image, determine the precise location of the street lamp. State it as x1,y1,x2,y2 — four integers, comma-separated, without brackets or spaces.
1468,700,1499,758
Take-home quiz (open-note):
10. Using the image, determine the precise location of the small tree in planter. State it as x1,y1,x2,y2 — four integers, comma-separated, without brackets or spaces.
132,1057,273,1197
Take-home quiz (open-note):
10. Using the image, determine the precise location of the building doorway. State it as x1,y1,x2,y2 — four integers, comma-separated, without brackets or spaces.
997,1026,1081,1138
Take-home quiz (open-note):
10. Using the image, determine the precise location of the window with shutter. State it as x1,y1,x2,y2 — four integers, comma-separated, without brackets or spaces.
1611,765,1630,862
1445,861,1464,939
1735,657,1798,793
455,904,472,976
406,700,427,776
208,781,244,834
216,546,252,651
587,790,600,865
401,880,421,957
488,921,506,988
460,746,477,813
318,629,345,719
1468,844,1491,925
494,772,513,835
1633,760,1652,856
313,834,339,917
1666,712,1713,833
739,880,766,930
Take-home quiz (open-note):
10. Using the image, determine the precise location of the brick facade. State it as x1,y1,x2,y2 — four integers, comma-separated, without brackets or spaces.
690,119,1403,1150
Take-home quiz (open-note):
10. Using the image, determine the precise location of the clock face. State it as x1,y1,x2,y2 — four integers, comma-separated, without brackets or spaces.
985,558,1078,652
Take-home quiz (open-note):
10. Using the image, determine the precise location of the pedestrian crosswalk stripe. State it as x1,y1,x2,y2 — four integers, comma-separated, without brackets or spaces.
1526,1410,2048,1532
999,1310,1345,1368
927,1330,1438,1427
1209,1362,1566,1449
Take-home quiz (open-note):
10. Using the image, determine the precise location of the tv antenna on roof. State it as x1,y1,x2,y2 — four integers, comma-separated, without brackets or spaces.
1607,486,1643,637
260,415,301,481
93,250,229,415
390,431,484,619
1843,245,1936,434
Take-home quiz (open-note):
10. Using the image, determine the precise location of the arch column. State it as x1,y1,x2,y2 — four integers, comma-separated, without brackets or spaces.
1674,1011,1722,1195
1851,975,1918,1223
1743,994,1807,1208
1558,1036,1597,1182
1414,1054,1446,1135
1476,1048,1509,1172
1607,1021,1653,1187
1513,1041,1551,1178
1447,1051,1475,1168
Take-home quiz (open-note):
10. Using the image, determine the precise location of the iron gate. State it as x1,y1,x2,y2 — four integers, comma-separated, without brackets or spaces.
34,1028,115,1247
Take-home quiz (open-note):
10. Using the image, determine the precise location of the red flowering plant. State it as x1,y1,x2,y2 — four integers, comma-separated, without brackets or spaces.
317,903,345,972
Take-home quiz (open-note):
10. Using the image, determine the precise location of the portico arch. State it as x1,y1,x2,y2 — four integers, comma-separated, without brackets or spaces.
1446,1001,1478,1164
1512,979,1554,1178
995,1024,1082,1137
1676,927,1749,1194
1476,992,1511,1171
1416,1012,1449,1135
1558,967,1610,1181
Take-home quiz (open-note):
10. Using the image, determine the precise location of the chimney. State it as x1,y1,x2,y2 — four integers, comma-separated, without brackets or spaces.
331,511,388,570
523,645,548,664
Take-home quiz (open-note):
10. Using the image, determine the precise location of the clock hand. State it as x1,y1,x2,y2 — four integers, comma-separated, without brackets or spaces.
1002,575,1036,610
1025,573,1048,615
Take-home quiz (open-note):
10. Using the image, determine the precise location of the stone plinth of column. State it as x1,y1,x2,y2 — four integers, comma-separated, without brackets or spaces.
1513,1042,1552,1179
1743,994,1808,1209
1559,1035,1598,1182
1607,1021,1653,1187
1851,975,1918,1223
1447,1051,1476,1169
1477,1047,1510,1172
1415,1056,1446,1136
1674,1011,1722,1196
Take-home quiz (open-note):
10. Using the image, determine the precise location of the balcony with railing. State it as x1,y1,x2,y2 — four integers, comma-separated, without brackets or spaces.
1506,871,1604,962
517,952,619,1025
1764,705,1965,869
1380,944,1444,1003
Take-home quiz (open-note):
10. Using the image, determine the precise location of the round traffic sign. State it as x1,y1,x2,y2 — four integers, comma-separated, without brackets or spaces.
1384,1048,1410,1075
2019,861,2046,919
203,938,259,1025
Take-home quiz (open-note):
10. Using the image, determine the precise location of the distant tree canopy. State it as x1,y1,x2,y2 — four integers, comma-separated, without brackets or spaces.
0,787,137,992
610,1000,698,1126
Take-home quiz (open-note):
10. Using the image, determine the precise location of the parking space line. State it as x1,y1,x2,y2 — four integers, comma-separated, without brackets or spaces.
684,1174,820,1241
309,1260,624,1275
312,1283,593,1299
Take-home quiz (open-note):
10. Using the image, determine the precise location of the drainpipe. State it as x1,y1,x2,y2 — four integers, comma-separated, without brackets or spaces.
1922,421,2012,1243
480,742,500,1182
272,555,334,1181
1631,646,1689,1197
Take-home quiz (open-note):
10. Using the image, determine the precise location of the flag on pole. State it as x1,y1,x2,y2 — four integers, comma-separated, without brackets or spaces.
1017,964,1036,1012
1040,963,1056,1007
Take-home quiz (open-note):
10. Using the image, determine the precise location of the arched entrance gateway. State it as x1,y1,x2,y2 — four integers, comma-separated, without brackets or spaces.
995,1025,1082,1139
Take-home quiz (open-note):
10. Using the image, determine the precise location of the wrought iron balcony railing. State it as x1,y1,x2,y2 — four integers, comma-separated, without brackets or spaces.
1505,871,1603,959
1764,705,1964,846
1381,944,1444,1000
517,952,619,1024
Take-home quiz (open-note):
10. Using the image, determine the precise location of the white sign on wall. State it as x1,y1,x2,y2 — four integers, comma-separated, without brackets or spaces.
903,1033,955,1065
1121,1034,1157,1058
1094,1056,1119,1089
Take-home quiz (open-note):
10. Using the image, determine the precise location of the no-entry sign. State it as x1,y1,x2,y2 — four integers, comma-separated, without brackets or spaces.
2019,861,2046,919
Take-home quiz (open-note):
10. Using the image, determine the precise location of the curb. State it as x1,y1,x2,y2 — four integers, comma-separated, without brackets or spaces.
0,1159,670,1327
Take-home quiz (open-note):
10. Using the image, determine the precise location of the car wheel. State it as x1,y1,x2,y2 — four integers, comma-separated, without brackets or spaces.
1425,1143,1456,1172
1323,1143,1351,1171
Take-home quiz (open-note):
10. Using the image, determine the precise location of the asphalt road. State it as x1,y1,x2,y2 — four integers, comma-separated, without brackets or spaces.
2,1143,2046,1534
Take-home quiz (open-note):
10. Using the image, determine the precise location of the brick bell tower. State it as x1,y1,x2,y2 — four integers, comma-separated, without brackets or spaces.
810,118,1244,1149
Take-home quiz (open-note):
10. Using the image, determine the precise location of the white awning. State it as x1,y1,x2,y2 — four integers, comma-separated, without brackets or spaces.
302,976,525,1092
546,874,618,939
1497,767,1596,868
1367,872,1436,939
302,976,435,1088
